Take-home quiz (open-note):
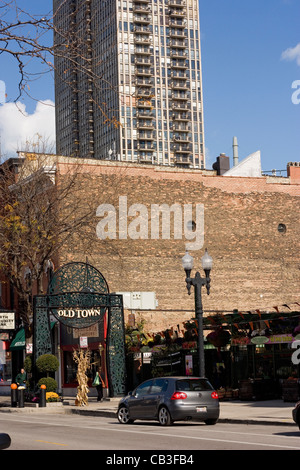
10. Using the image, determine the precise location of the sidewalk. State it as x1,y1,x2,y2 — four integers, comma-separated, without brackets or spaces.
0,395,297,426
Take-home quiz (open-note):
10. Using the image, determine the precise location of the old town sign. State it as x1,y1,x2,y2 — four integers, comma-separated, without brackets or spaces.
49,291,122,328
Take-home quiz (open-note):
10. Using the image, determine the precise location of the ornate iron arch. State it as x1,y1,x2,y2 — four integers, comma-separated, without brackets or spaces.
47,262,110,329
48,261,109,295
33,261,126,396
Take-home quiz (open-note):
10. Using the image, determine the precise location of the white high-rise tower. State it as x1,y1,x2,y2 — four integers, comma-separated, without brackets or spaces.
53,0,205,168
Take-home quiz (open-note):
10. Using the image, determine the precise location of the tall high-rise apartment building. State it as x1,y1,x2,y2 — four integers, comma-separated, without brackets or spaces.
53,0,205,168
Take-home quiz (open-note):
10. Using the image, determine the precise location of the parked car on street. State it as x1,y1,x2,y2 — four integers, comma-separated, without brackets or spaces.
117,376,219,426
0,433,11,450
292,401,300,429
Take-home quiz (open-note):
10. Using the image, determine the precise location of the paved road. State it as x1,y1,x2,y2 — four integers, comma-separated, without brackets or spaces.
1,413,300,452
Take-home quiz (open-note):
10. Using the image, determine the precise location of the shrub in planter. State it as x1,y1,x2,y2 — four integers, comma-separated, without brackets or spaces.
23,355,33,392
24,355,32,374
37,377,57,392
36,354,59,377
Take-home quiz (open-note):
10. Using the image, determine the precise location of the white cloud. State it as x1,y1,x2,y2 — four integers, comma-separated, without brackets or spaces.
281,43,300,66
205,147,214,169
0,100,55,158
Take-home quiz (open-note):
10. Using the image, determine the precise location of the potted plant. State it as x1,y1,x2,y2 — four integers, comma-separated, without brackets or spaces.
36,354,59,395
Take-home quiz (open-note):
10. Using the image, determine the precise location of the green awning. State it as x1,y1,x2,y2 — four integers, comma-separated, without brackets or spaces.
10,328,25,351
10,322,56,351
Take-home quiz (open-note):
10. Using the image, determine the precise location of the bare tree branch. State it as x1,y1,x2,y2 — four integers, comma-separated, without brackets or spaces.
0,0,122,126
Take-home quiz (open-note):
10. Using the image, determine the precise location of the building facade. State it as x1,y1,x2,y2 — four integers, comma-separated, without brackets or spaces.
1,153,300,395
55,157,300,326
54,155,300,393
53,0,205,168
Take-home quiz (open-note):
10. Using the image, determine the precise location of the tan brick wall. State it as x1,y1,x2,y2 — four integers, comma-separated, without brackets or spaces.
56,157,300,333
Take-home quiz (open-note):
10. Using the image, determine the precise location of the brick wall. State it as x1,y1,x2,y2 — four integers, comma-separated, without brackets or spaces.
56,157,300,333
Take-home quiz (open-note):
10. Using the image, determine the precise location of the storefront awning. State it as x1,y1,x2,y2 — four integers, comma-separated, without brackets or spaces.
10,322,56,351
10,328,25,351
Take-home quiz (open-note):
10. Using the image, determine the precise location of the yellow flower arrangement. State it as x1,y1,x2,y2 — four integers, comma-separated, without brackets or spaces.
46,392,60,402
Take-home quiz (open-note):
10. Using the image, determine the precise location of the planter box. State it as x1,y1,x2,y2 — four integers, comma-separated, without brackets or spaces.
238,379,276,400
239,380,254,400
282,380,300,402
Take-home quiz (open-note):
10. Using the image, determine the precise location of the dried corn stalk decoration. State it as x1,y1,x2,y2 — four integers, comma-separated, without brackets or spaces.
73,348,91,407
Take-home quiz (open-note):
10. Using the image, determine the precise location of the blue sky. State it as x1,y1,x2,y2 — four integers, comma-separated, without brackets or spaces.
0,0,299,172
200,0,300,172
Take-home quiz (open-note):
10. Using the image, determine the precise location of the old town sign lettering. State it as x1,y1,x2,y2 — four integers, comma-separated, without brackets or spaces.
49,291,122,328
57,308,102,320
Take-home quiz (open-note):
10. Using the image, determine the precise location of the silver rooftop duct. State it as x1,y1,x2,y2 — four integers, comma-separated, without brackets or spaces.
233,136,239,167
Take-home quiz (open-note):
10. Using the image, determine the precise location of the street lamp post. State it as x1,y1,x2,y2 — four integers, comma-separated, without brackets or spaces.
182,249,213,378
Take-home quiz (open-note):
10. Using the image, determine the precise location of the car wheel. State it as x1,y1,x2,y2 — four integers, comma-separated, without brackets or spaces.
204,418,218,425
117,406,134,424
158,406,173,426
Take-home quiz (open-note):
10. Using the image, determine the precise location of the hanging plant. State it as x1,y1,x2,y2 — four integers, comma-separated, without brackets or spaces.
293,325,300,337
206,327,231,348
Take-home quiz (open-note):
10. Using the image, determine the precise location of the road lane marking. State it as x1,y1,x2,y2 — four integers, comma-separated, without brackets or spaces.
36,440,68,447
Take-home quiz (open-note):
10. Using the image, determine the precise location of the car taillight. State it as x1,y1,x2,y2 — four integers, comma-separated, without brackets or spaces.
171,392,187,400
211,391,219,399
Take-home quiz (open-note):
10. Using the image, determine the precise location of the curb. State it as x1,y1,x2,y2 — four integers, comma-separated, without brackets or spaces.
218,417,295,427
66,408,117,418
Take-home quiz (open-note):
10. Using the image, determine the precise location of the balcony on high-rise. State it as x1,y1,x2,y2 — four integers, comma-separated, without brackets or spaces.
168,0,186,7
133,5,150,14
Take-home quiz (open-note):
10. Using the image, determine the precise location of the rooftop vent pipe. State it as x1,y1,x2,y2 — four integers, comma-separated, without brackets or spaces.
233,136,239,166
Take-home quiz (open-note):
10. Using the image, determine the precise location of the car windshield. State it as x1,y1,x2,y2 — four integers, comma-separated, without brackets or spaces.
175,379,214,392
